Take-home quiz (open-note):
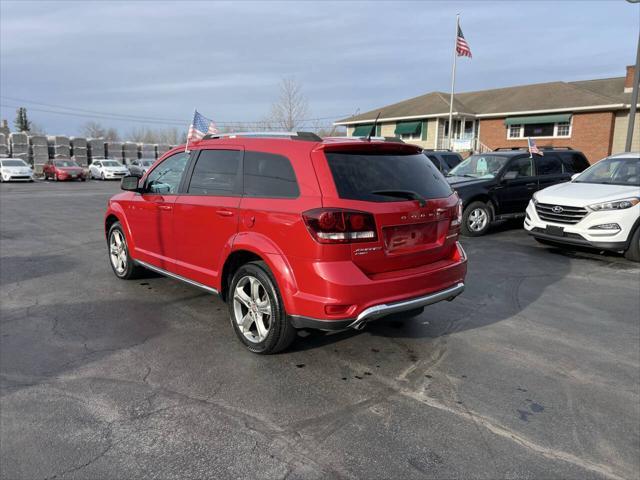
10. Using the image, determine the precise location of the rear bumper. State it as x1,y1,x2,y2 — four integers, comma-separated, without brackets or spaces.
290,282,465,331
286,242,467,330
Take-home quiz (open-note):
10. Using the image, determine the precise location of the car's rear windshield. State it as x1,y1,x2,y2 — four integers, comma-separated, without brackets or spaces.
325,151,453,202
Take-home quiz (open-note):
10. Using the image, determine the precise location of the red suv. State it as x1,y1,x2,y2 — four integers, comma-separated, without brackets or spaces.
104,133,467,353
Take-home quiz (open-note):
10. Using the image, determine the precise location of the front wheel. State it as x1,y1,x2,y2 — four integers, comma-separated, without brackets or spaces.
624,227,640,262
107,222,143,279
461,201,492,237
228,261,296,354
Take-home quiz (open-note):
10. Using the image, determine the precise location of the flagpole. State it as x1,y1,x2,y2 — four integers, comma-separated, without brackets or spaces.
185,108,196,153
447,14,460,150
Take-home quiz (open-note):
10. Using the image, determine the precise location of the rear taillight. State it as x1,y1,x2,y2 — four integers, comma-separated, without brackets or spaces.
303,208,378,244
451,199,463,227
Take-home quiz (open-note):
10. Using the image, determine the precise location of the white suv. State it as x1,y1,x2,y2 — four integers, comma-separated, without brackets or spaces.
524,152,640,261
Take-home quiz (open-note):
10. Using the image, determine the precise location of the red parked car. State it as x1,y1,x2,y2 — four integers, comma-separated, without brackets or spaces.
43,159,86,181
104,133,467,353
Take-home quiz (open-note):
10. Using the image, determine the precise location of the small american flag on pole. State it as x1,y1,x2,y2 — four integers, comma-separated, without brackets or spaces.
456,24,472,58
187,110,218,142
528,137,543,156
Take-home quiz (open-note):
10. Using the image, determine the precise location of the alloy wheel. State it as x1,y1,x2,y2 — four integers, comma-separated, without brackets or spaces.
109,229,128,275
233,275,272,343
468,208,488,232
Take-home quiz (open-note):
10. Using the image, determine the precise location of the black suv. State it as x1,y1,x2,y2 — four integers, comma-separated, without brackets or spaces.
423,149,463,175
446,147,590,236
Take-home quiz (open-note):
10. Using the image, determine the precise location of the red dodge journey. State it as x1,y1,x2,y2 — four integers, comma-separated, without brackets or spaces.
104,132,467,353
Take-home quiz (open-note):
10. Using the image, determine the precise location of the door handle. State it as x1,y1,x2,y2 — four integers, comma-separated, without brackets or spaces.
158,205,173,211
526,182,537,189
216,209,234,217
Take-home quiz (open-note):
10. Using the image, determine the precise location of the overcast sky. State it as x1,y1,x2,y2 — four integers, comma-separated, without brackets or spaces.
1,0,638,136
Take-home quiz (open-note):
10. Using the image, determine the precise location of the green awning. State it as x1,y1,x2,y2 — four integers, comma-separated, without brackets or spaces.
394,121,422,135
352,124,374,136
504,114,571,126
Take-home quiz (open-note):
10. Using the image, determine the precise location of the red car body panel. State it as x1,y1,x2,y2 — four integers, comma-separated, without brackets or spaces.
43,162,85,181
105,137,467,326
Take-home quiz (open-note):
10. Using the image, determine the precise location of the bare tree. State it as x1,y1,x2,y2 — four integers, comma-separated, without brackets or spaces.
81,121,119,140
268,77,309,131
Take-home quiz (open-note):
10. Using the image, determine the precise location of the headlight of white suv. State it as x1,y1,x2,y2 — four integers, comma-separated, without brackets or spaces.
531,192,539,205
588,197,640,211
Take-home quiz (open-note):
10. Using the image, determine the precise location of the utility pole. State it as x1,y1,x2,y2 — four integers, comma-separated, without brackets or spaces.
625,31,640,152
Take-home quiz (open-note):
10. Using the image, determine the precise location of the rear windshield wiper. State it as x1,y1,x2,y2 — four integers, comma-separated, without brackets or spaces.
371,190,426,207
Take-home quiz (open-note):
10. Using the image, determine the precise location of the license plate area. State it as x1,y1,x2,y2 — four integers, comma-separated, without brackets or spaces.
546,225,564,236
383,222,438,254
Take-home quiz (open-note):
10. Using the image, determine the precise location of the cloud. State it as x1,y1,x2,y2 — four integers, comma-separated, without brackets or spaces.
1,0,638,135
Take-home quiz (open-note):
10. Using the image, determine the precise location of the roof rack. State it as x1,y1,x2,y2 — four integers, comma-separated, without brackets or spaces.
493,146,574,151
423,148,452,152
201,131,322,142
348,136,405,143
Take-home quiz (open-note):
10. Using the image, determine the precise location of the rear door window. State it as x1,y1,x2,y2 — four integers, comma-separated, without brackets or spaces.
243,151,299,198
187,149,241,196
325,151,452,202
441,154,462,169
535,154,563,176
426,154,444,172
561,153,590,173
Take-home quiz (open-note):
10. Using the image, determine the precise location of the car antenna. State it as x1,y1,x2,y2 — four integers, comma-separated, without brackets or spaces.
366,112,381,141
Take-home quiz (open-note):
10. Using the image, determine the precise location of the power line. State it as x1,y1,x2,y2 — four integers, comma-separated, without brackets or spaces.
0,95,351,126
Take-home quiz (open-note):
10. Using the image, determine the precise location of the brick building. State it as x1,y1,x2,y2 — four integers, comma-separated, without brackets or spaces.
335,66,639,163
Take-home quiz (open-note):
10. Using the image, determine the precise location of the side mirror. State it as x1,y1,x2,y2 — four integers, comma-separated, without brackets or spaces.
502,171,518,181
571,173,580,181
121,175,142,192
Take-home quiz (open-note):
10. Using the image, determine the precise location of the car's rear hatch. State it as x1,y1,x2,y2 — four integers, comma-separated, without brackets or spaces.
312,142,460,276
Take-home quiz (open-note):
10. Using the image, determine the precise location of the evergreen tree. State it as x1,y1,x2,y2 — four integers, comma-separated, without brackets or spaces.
14,107,31,132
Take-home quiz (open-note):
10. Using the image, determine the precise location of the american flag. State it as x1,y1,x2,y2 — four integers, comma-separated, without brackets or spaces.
528,137,543,156
187,110,218,142
456,24,472,58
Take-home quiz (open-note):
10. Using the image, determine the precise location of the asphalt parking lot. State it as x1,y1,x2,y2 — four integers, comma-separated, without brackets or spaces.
1,180,639,480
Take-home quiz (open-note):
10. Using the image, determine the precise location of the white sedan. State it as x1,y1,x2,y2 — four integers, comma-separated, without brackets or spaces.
0,158,34,182
90,159,129,180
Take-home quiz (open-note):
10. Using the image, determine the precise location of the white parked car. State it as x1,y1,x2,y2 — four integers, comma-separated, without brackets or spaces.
525,152,640,261
90,159,129,180
0,158,34,182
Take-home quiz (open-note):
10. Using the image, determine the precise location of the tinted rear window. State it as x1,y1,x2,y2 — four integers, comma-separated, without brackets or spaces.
325,152,452,202
535,154,562,175
561,153,589,173
441,154,462,168
243,151,299,198
188,149,241,195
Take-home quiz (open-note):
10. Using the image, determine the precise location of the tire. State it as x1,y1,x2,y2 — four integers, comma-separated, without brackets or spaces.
624,226,640,262
228,261,296,354
107,221,143,279
461,201,492,237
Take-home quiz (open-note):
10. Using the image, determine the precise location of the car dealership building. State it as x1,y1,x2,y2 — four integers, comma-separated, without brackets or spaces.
335,66,639,163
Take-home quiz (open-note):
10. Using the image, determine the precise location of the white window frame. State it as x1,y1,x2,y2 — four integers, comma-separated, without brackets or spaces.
400,132,421,141
506,119,572,140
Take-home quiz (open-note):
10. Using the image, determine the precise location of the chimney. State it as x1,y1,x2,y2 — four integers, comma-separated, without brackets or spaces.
625,65,636,93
